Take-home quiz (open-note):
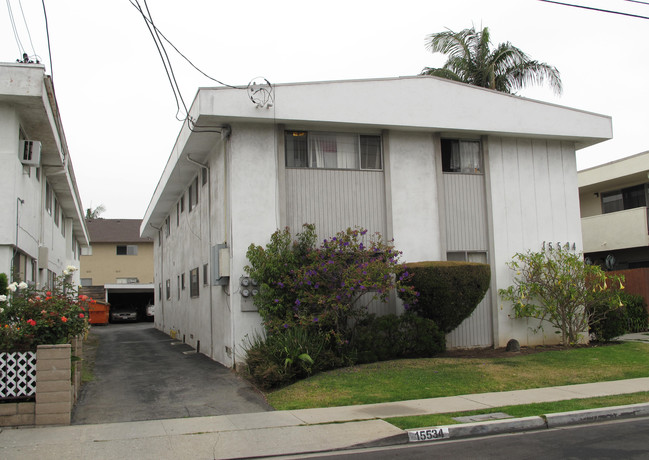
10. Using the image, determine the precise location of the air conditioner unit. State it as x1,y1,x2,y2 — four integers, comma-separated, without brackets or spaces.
20,140,41,166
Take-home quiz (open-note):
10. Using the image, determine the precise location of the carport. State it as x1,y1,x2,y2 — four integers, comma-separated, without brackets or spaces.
104,283,154,321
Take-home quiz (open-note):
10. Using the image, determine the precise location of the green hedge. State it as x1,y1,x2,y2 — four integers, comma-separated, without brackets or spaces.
400,261,491,333
591,292,649,342
352,313,445,364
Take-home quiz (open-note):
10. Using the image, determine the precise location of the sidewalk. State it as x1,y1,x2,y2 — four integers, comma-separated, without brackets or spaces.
1,377,648,460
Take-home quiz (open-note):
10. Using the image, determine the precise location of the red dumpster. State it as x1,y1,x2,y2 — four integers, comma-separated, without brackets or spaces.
88,301,110,325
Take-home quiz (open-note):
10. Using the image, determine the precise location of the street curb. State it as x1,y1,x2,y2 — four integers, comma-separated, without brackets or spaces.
398,402,649,445
545,403,649,428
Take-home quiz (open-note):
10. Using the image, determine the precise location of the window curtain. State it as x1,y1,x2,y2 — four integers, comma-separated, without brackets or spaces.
459,141,481,173
309,133,358,169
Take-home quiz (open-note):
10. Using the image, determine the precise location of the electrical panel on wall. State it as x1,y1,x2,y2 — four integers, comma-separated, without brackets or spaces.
211,243,230,286
239,276,259,312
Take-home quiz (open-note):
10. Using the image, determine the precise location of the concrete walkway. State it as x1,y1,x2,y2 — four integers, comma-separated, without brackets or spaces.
1,377,648,459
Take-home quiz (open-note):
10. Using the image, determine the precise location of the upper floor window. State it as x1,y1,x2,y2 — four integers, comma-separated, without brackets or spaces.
116,245,138,255
45,181,52,214
285,131,382,170
601,184,647,214
188,177,199,211
54,198,60,227
441,139,482,174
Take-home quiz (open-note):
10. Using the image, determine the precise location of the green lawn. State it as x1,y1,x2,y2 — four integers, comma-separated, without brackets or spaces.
386,392,649,429
267,342,649,410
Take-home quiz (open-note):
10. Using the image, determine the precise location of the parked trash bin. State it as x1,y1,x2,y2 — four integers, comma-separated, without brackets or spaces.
88,301,110,325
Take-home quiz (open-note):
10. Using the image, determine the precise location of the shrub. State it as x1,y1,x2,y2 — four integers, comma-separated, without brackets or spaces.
399,261,490,333
242,327,330,390
245,225,418,343
0,268,91,351
622,293,648,333
499,245,623,345
352,313,445,363
0,273,7,296
590,302,627,342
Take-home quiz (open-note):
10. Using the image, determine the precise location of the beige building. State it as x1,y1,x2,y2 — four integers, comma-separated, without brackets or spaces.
81,218,154,319
579,150,649,270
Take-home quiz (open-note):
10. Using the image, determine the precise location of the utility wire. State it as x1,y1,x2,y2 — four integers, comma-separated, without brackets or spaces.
127,0,241,90
42,0,53,79
132,0,185,120
538,0,649,20
17,0,37,60
6,0,26,56
623,0,649,6
129,0,238,131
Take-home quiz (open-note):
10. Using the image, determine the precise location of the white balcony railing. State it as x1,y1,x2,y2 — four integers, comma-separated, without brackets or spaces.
582,206,649,253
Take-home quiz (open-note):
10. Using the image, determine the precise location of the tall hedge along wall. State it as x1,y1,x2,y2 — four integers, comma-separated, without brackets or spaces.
400,261,491,333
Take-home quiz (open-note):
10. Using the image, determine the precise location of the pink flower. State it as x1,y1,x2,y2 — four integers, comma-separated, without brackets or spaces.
61,316,68,323
79,313,85,319
27,319,36,326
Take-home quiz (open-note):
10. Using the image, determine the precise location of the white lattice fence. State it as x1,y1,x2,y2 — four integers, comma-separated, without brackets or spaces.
0,351,37,399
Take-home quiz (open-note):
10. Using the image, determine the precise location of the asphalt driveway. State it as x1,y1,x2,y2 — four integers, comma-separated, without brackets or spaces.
72,323,272,425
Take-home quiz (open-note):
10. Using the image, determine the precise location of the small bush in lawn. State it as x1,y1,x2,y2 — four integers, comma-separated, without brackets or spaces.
622,293,649,332
352,313,445,363
242,327,329,390
590,302,627,342
400,261,490,333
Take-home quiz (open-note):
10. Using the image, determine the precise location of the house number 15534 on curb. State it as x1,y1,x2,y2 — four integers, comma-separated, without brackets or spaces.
408,427,450,442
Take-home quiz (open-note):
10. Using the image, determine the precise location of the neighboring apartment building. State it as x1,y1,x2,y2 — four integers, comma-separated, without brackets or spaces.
141,76,612,367
80,218,154,318
0,62,88,287
578,151,649,270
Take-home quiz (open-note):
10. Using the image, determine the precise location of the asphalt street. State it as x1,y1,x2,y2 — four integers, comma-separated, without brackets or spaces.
303,416,649,460
71,322,272,424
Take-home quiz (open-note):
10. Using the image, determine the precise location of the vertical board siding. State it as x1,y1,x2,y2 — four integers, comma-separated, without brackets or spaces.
285,169,387,240
447,294,493,348
443,174,489,251
443,173,492,348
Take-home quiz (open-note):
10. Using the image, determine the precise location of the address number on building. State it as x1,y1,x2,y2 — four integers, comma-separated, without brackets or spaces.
408,427,450,442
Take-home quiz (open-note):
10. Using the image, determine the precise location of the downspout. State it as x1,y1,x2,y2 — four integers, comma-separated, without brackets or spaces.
12,198,25,282
186,154,214,358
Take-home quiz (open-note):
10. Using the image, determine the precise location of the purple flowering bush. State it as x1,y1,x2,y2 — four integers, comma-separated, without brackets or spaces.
246,224,418,341
243,224,420,387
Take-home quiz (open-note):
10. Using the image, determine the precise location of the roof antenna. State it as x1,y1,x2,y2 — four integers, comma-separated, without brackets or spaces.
247,77,274,109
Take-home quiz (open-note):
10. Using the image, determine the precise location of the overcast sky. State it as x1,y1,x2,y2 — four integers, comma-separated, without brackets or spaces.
2,0,648,219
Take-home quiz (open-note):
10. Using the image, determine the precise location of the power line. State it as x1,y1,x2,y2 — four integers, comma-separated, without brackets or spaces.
128,0,242,128
538,0,649,20
132,0,185,120
6,0,26,56
623,0,649,6
17,0,37,60
42,0,53,79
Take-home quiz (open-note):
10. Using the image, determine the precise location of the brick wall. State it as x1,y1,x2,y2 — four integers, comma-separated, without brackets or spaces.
0,340,83,427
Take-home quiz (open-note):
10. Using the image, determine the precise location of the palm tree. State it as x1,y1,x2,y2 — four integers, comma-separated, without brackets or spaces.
85,204,106,220
421,26,562,95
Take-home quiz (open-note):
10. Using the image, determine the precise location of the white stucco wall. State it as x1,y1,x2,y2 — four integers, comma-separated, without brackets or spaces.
227,123,280,364
487,137,583,347
387,131,442,262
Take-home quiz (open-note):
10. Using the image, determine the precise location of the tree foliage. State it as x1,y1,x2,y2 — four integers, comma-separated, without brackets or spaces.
499,245,624,345
421,26,562,95
245,224,418,343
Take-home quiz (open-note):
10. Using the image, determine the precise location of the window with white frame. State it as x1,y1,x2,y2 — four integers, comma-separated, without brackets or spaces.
285,131,382,170
188,177,199,211
45,181,52,214
54,198,60,227
441,139,482,174
116,245,138,255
